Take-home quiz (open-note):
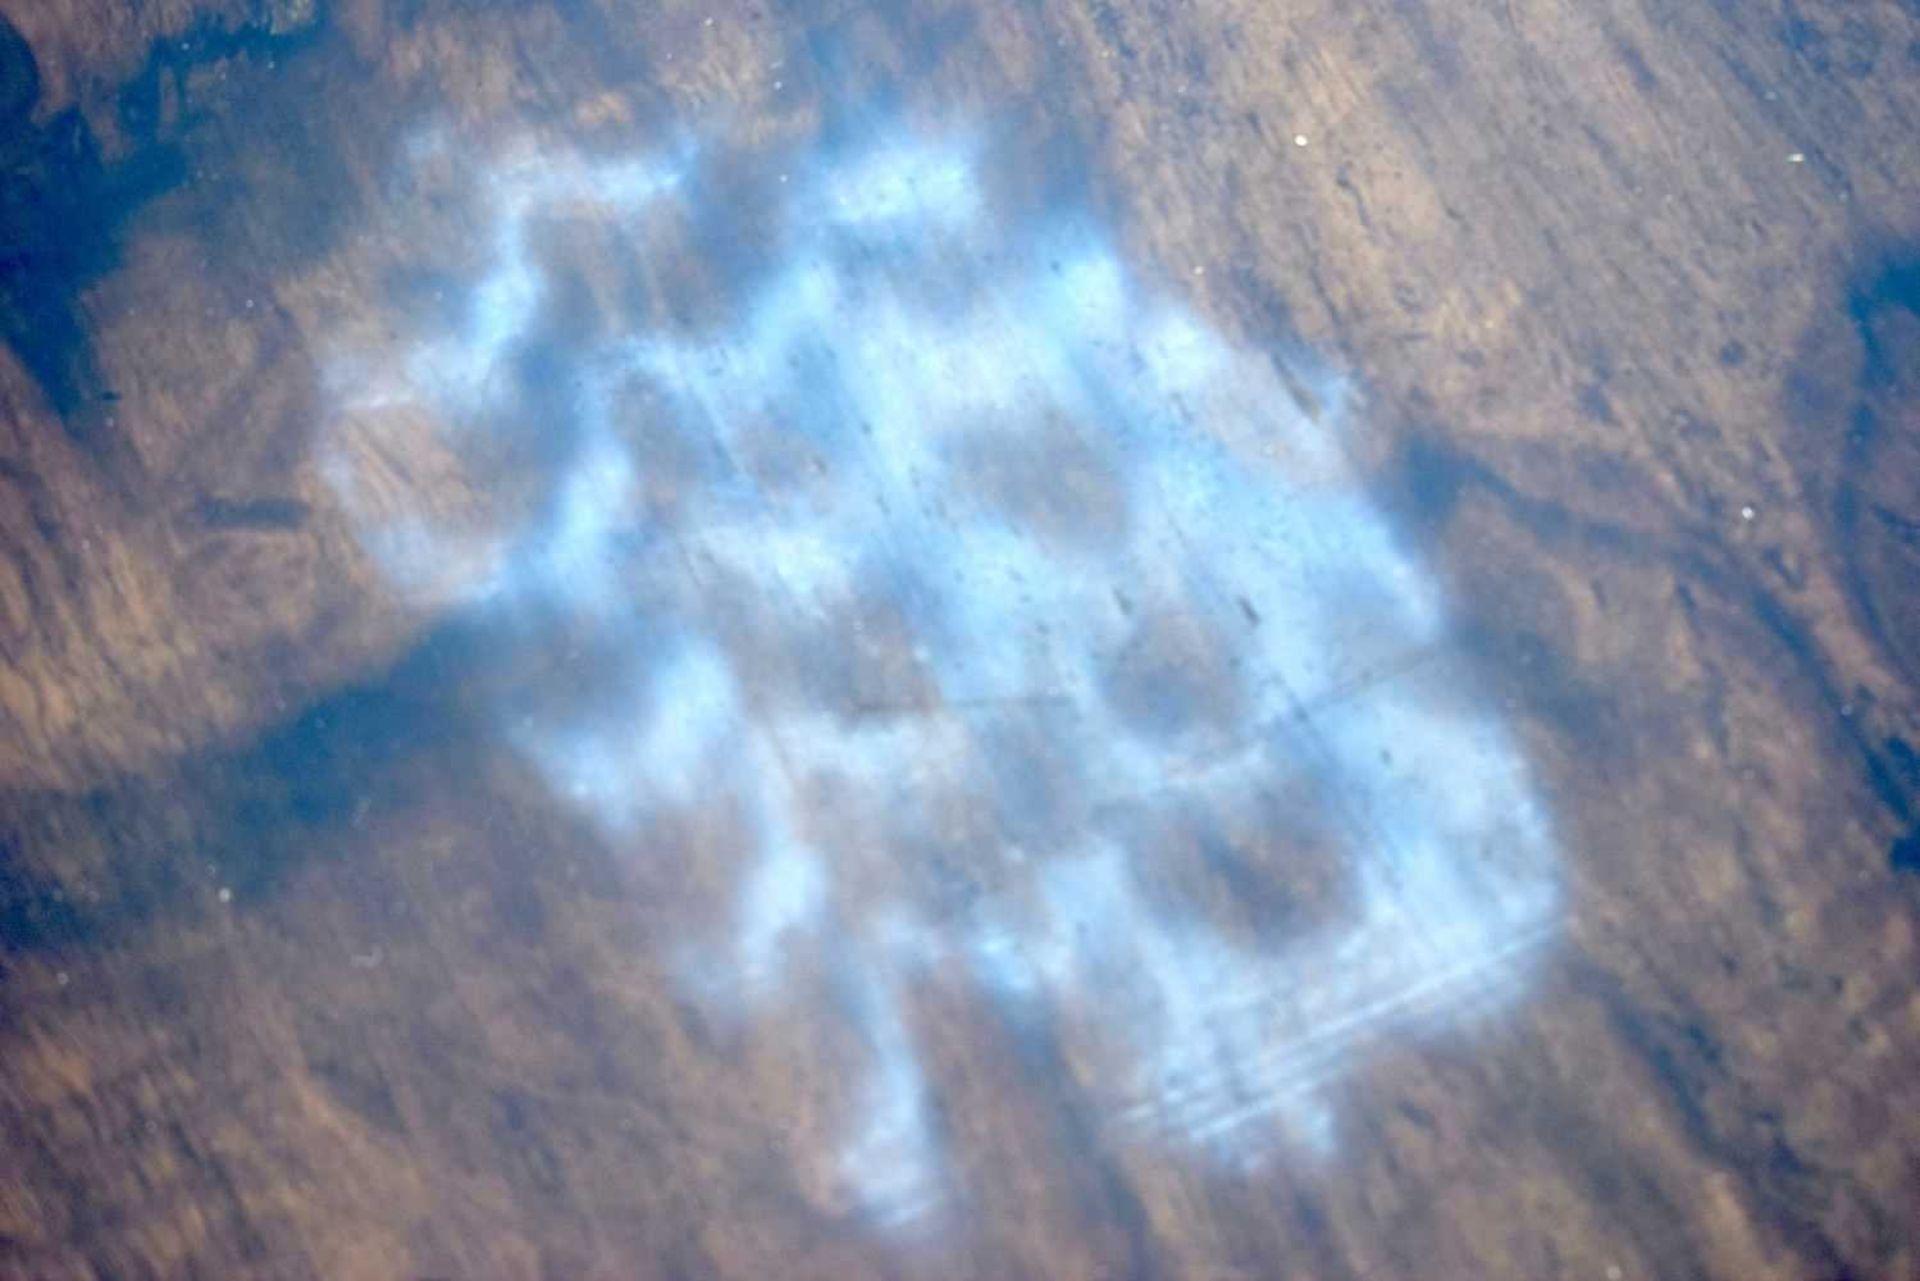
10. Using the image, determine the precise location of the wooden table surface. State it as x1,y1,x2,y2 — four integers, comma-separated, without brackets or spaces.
2,0,1918,1276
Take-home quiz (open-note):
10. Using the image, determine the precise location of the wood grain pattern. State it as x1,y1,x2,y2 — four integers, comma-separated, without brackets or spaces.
2,0,1919,1276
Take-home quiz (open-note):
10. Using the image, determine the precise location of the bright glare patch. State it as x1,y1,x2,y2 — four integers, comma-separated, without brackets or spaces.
322,126,1560,1229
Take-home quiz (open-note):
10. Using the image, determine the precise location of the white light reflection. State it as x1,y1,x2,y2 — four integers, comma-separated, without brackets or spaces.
320,123,1560,1228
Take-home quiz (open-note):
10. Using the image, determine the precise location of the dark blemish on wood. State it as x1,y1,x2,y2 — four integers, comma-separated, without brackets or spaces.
1760,544,1807,591
1834,17,1881,80
0,16,185,439
0,842,91,954
492,876,548,942
0,16,38,123
0,621,485,955
1391,0,1464,86
195,495,311,531
308,1050,406,1133
1891,830,1920,875
1780,16,1833,75
1615,41,1660,94
115,9,331,151
1885,735,1920,793
1817,251,1920,695
1577,383,1619,426
1394,433,1470,529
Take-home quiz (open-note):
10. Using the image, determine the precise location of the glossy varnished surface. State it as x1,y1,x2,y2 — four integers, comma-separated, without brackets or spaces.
2,0,1919,1276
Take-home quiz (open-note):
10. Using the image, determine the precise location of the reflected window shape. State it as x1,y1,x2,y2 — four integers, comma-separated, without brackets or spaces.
321,124,1561,1230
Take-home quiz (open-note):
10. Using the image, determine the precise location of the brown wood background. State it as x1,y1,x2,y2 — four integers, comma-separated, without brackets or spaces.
2,0,1919,1276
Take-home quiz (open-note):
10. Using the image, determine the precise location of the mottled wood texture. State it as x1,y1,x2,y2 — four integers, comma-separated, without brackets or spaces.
3,0,1920,1276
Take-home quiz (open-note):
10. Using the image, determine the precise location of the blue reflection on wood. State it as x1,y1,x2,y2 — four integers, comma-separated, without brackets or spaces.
322,123,1561,1229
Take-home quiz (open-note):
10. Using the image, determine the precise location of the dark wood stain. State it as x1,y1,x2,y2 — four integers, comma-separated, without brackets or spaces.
0,14,182,456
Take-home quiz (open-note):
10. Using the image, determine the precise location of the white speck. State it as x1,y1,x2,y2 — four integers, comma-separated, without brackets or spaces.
1740,505,1755,521
773,80,783,90
1606,1266,1623,1281
1787,153,1805,164
1193,265,1205,276
217,887,233,904
55,971,70,987
1294,134,1310,147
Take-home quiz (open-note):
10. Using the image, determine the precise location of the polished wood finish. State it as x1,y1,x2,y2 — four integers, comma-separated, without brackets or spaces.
3,0,1920,1276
